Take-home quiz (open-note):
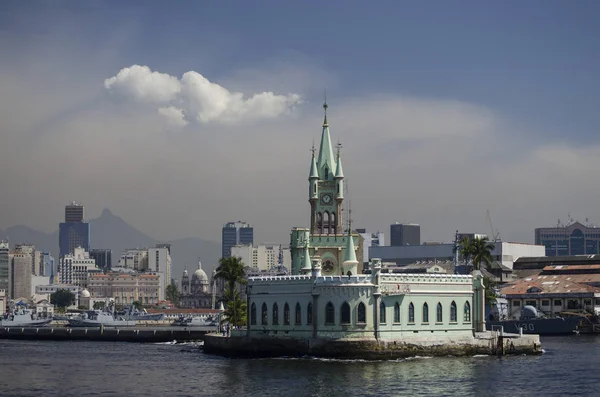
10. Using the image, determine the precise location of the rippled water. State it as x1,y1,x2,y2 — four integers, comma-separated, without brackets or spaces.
0,336,598,396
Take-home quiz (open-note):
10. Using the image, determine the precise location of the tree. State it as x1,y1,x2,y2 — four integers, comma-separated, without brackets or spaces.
132,300,143,310
50,289,76,310
458,236,474,267
93,301,106,310
214,256,247,293
166,284,180,306
471,236,495,271
222,286,247,327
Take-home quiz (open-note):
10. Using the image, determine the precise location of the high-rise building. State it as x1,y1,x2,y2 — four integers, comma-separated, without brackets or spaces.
0,240,9,294
90,249,112,271
41,252,55,281
148,246,172,301
221,221,254,258
10,244,34,299
65,202,84,222
59,202,90,258
390,223,421,246
231,244,291,271
58,247,98,287
535,221,600,256
117,249,148,270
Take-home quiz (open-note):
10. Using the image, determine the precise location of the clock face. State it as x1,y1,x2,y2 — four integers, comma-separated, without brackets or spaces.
321,193,332,205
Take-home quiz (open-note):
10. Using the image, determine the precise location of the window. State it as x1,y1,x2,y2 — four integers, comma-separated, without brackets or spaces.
464,301,471,322
554,299,562,306
422,303,429,323
357,302,366,324
272,303,279,325
307,303,313,325
261,303,268,325
584,299,593,307
325,302,335,325
295,303,302,325
341,302,351,324
436,303,443,323
394,302,400,323
380,302,386,324
250,303,256,325
541,300,550,307
450,301,457,323
408,302,415,323
525,300,537,307
513,301,521,307
284,303,290,325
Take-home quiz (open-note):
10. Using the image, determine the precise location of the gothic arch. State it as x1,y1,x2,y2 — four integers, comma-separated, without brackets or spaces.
323,211,330,234
330,212,336,234
317,212,323,234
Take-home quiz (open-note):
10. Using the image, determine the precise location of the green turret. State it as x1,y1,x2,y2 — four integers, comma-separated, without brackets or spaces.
317,102,336,180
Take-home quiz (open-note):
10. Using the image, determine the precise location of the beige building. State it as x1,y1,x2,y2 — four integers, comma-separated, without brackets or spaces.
88,272,160,306
0,289,6,314
231,244,291,271
58,247,98,287
10,249,33,299
118,249,149,271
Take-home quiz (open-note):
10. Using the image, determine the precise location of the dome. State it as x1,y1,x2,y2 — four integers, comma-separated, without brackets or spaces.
80,289,90,298
192,262,208,282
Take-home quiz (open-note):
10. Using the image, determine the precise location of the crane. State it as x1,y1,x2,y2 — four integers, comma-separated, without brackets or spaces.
486,209,501,242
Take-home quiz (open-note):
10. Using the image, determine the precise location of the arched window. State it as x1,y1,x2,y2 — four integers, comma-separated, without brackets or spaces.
330,212,336,233
436,302,443,323
464,301,471,322
284,303,290,325
261,303,268,325
317,213,323,234
357,302,366,323
380,302,386,324
273,303,279,325
408,302,415,323
450,301,457,323
250,303,256,325
324,166,329,180
323,212,330,235
325,302,335,325
307,302,313,325
295,303,302,325
341,302,351,324
394,302,400,323
423,303,429,323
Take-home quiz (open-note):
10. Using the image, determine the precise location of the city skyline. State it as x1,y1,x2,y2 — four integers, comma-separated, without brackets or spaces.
2,2,600,247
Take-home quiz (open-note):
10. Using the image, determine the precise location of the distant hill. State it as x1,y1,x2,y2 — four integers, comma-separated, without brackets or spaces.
0,208,221,282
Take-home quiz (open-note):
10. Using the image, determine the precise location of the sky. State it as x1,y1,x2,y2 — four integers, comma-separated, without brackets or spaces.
1,1,600,246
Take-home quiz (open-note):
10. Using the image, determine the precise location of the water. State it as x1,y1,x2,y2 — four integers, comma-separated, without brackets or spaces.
0,336,598,397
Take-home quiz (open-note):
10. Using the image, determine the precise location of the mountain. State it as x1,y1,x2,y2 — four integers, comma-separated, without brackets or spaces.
0,208,221,282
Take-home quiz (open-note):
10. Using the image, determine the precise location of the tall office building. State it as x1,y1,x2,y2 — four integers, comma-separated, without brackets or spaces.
10,244,34,299
221,221,254,258
535,221,600,256
90,249,112,271
59,202,90,258
148,246,172,301
0,241,9,294
390,223,421,246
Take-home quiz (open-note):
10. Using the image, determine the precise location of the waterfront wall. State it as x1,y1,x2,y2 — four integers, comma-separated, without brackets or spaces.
203,333,542,360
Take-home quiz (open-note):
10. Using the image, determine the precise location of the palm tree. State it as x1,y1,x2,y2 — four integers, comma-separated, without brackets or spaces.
214,256,247,293
222,286,247,327
458,236,474,267
471,237,495,271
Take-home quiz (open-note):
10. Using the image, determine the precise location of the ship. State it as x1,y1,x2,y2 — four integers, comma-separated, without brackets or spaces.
171,315,217,327
1,309,53,327
120,306,165,321
486,297,584,335
67,309,137,327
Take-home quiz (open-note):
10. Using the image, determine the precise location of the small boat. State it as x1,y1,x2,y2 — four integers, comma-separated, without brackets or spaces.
1,309,53,327
171,315,217,327
67,310,137,327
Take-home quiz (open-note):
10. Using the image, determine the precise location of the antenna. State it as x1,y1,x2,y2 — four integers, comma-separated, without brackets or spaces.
486,210,501,242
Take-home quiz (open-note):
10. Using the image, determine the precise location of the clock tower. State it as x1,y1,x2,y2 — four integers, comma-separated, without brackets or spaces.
291,102,362,276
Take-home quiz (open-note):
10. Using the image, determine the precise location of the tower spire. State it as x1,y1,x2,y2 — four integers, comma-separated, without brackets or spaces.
317,99,336,179
323,93,328,127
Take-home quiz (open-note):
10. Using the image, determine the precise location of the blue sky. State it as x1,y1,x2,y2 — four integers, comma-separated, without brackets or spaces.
1,1,599,244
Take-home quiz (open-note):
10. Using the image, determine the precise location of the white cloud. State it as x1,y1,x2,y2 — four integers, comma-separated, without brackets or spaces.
158,106,188,127
105,65,302,126
104,65,181,103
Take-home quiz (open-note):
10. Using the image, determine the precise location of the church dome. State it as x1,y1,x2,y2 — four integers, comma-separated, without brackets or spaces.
192,262,208,282
80,289,91,298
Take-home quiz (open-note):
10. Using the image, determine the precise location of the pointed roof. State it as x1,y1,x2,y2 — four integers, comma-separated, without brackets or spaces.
301,242,312,272
317,101,336,179
343,233,358,264
309,146,319,179
335,150,344,178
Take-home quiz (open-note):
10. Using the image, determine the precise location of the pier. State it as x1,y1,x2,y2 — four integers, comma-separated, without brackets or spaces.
0,326,213,343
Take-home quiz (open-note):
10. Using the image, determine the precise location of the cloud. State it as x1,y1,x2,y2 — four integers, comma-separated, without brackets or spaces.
104,65,302,125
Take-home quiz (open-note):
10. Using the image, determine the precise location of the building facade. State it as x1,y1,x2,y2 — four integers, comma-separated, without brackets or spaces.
59,202,90,258
180,262,212,308
87,272,160,306
231,244,291,271
356,229,385,264
222,221,254,259
148,246,172,301
290,105,362,275
535,221,600,256
58,247,98,287
118,249,148,271
390,223,421,246
0,241,9,294
89,249,112,271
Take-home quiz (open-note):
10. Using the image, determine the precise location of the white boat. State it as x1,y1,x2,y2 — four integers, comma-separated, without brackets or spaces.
67,310,137,327
120,306,165,321
171,315,217,327
1,309,53,327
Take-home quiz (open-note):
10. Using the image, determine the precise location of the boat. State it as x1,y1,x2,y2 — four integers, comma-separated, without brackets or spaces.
67,309,137,327
486,301,584,335
1,308,53,327
120,306,165,321
171,315,217,327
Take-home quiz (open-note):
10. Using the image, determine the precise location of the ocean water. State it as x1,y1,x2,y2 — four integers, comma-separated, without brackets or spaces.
0,336,598,397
